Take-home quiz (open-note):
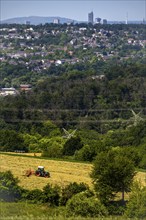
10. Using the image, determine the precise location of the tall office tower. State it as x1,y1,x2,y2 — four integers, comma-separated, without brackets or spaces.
88,11,94,24
125,13,128,24
103,19,107,24
95,17,101,24
26,21,31,25
53,18,60,24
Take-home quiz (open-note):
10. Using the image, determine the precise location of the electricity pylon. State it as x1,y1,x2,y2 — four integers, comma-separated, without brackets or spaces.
131,109,144,126
62,128,77,139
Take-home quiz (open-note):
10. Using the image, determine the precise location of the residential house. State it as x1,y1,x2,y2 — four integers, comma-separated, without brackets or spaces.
0,88,19,96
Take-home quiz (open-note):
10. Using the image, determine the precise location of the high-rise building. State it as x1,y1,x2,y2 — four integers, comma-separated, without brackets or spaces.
26,21,31,25
88,11,94,24
95,17,101,24
125,13,128,24
53,18,60,24
103,19,107,24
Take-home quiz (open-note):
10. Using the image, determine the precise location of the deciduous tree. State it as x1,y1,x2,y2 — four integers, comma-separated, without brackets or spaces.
91,150,135,204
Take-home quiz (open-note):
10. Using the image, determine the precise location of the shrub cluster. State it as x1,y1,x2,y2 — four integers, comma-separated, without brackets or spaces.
0,171,22,202
66,192,108,217
1,170,146,218
22,184,60,206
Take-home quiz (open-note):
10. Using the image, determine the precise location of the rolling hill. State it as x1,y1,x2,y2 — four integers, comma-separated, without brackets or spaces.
1,16,77,25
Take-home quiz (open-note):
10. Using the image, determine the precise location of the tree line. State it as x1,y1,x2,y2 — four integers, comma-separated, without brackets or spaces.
0,62,146,170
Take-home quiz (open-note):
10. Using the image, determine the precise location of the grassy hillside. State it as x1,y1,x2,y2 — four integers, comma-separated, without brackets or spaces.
1,153,146,191
1,202,136,220
0,153,92,190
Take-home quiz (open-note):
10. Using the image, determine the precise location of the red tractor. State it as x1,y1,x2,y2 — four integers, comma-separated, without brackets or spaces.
25,166,50,178
35,166,50,178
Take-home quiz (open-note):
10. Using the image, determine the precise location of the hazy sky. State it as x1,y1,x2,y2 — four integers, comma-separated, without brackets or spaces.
1,0,146,21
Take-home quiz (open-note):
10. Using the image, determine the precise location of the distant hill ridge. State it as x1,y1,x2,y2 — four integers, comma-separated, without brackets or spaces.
1,16,78,25
1,16,145,25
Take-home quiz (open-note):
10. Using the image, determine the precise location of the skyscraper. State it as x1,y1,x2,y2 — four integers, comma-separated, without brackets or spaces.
88,11,94,24
95,17,101,24
125,12,128,24
103,19,107,24
26,21,31,25
53,18,60,24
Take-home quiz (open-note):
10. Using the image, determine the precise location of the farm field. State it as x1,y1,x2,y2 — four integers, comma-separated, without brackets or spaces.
0,153,146,190
0,153,93,190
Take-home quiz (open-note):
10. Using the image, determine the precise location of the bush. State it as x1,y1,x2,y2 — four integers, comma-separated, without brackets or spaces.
22,183,61,206
139,154,146,169
42,144,63,158
107,200,126,215
0,130,28,152
138,144,146,169
40,136,65,157
60,182,90,206
43,183,60,206
125,183,146,219
66,192,108,217
0,171,22,202
23,133,40,152
22,189,45,204
74,144,96,162
63,136,83,156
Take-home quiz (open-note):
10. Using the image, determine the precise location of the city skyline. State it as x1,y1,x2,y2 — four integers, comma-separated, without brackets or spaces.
1,0,146,22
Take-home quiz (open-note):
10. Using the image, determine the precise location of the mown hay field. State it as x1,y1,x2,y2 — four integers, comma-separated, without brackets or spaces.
0,153,146,190
0,153,93,190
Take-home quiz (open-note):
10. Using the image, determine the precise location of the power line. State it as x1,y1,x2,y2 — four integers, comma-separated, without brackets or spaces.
2,118,146,124
1,107,146,112
1,107,146,124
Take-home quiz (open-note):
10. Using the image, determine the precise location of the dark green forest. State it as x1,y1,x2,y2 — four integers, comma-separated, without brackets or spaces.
0,61,146,169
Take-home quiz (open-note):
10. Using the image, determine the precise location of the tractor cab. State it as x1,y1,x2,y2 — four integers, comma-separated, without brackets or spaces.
38,166,44,172
35,166,50,178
